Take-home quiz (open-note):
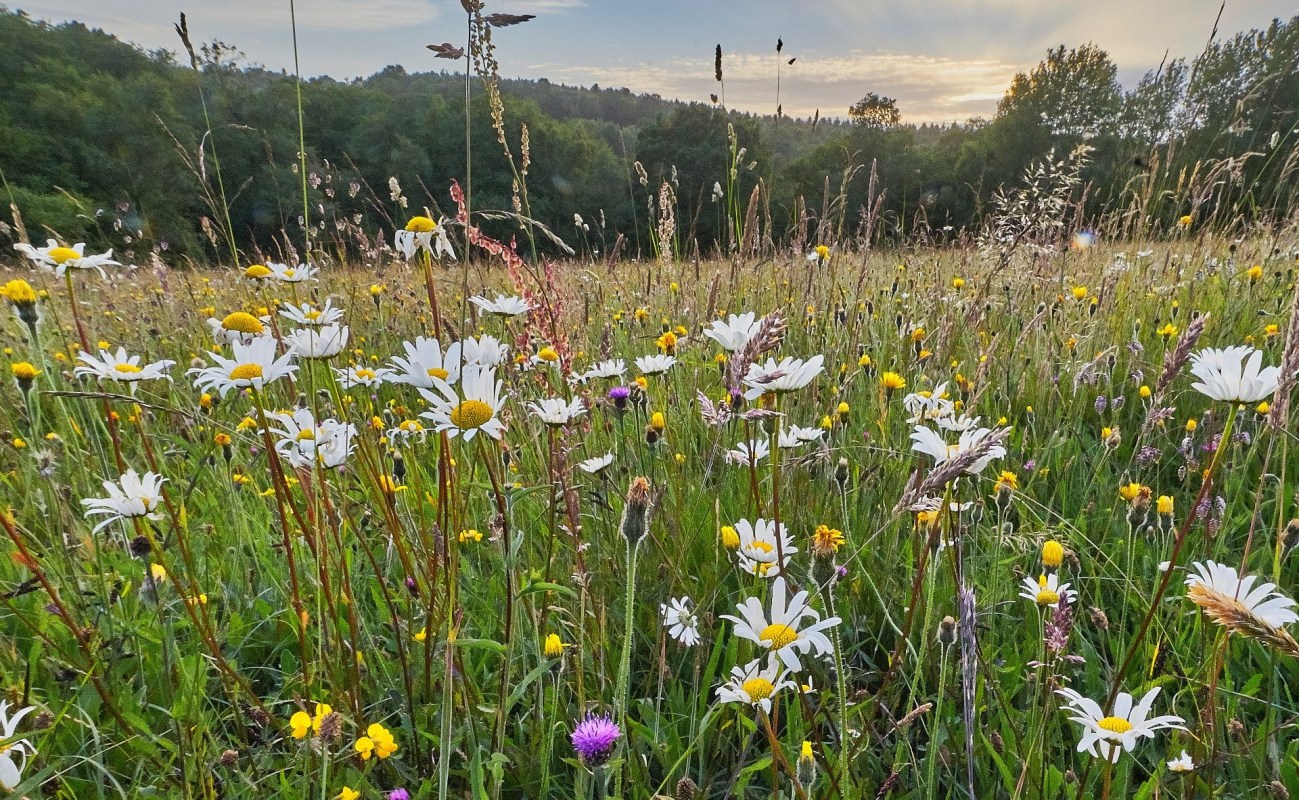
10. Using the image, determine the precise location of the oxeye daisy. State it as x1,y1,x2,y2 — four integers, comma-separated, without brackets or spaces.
207,311,270,344
189,336,297,397
283,324,349,359
635,354,676,375
280,299,344,326
14,239,119,277
1019,573,1075,608
577,358,626,383
703,311,761,352
778,425,824,448
267,261,317,283
395,215,455,260
528,396,586,426
731,518,797,577
1168,751,1195,772
726,439,769,466
266,408,356,470
388,337,461,389
910,424,1006,475
578,453,614,474
470,293,531,317
81,468,167,533
721,576,840,671
74,347,175,386
1185,560,1299,629
715,656,796,713
1056,686,1185,763
1189,345,1280,403
0,701,36,791
419,364,506,441
461,334,508,368
336,365,391,389
742,355,824,400
660,596,701,646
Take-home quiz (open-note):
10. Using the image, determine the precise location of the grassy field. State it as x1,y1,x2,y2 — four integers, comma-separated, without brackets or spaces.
1,231,1298,800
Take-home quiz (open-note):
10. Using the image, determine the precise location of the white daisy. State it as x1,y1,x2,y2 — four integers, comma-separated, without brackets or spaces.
660,596,701,646
14,239,119,278
265,261,317,283
910,424,1006,475
387,419,429,445
388,337,462,389
280,299,344,326
528,396,586,426
1185,560,1299,628
703,312,761,352
74,347,175,385
1167,751,1195,772
461,334,508,368
470,294,531,317
266,408,356,470
189,336,297,397
336,365,392,390
1189,345,1280,403
0,701,35,791
715,656,796,714
726,439,770,466
81,469,167,533
206,311,272,345
1019,573,1075,609
779,425,823,448
578,359,626,382
733,518,797,578
722,576,840,672
419,364,506,441
284,324,349,359
578,453,614,474
904,384,955,424
742,355,825,400
394,217,455,260
635,354,677,375
1056,686,1185,763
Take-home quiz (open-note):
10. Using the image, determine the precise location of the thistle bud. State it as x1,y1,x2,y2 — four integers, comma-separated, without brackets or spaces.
834,457,850,491
938,615,956,646
619,476,652,546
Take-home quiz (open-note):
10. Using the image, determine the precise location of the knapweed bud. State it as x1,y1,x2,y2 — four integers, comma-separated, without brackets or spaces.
938,615,956,646
619,476,652,546
834,457,850,491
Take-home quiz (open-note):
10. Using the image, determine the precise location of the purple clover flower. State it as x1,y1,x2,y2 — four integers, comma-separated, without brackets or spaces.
571,713,620,768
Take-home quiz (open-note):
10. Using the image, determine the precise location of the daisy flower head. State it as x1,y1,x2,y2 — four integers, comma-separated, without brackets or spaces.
571,713,620,769
284,324,350,359
578,358,626,383
726,439,769,466
910,424,1006,475
267,408,356,470
703,312,761,352
81,468,167,533
721,575,840,672
1056,686,1185,763
395,216,456,260
189,335,297,397
528,396,586,426
460,334,509,368
779,425,824,448
470,294,531,318
732,517,797,577
280,298,344,326
388,336,462,389
267,261,317,283
336,365,392,390
743,355,825,400
419,364,506,441
1185,560,1299,629
1189,345,1280,403
0,701,36,790
1019,573,1075,609
206,311,271,345
635,353,676,375
715,656,797,713
14,239,119,277
660,596,702,646
1168,751,1195,772
75,347,175,387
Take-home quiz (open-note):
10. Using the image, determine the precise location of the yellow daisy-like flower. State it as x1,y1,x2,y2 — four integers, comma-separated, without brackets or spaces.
880,372,906,392
544,633,566,658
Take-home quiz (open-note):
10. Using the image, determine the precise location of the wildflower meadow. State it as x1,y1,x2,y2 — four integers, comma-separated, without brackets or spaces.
3,5,1299,800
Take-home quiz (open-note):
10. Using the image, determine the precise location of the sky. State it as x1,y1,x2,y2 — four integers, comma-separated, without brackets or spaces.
11,1,1297,123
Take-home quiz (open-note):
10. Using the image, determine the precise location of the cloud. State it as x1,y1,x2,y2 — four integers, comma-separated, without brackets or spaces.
531,50,1027,123
18,0,443,34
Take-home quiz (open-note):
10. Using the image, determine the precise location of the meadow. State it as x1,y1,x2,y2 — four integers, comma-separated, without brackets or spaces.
1,207,1298,800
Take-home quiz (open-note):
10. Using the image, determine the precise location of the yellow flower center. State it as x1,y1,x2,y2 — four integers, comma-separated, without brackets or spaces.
48,246,80,264
282,268,296,278
748,540,774,554
244,264,272,279
427,367,449,380
296,429,316,441
760,623,799,649
355,369,376,381
222,312,265,334
449,399,493,430
230,363,264,381
405,216,436,233
742,677,776,701
304,310,321,321
1035,590,1060,605
1097,716,1133,734
114,363,142,374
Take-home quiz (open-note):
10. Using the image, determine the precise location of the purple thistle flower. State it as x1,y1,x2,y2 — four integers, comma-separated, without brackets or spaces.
572,713,620,768
389,791,411,800
608,386,630,401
